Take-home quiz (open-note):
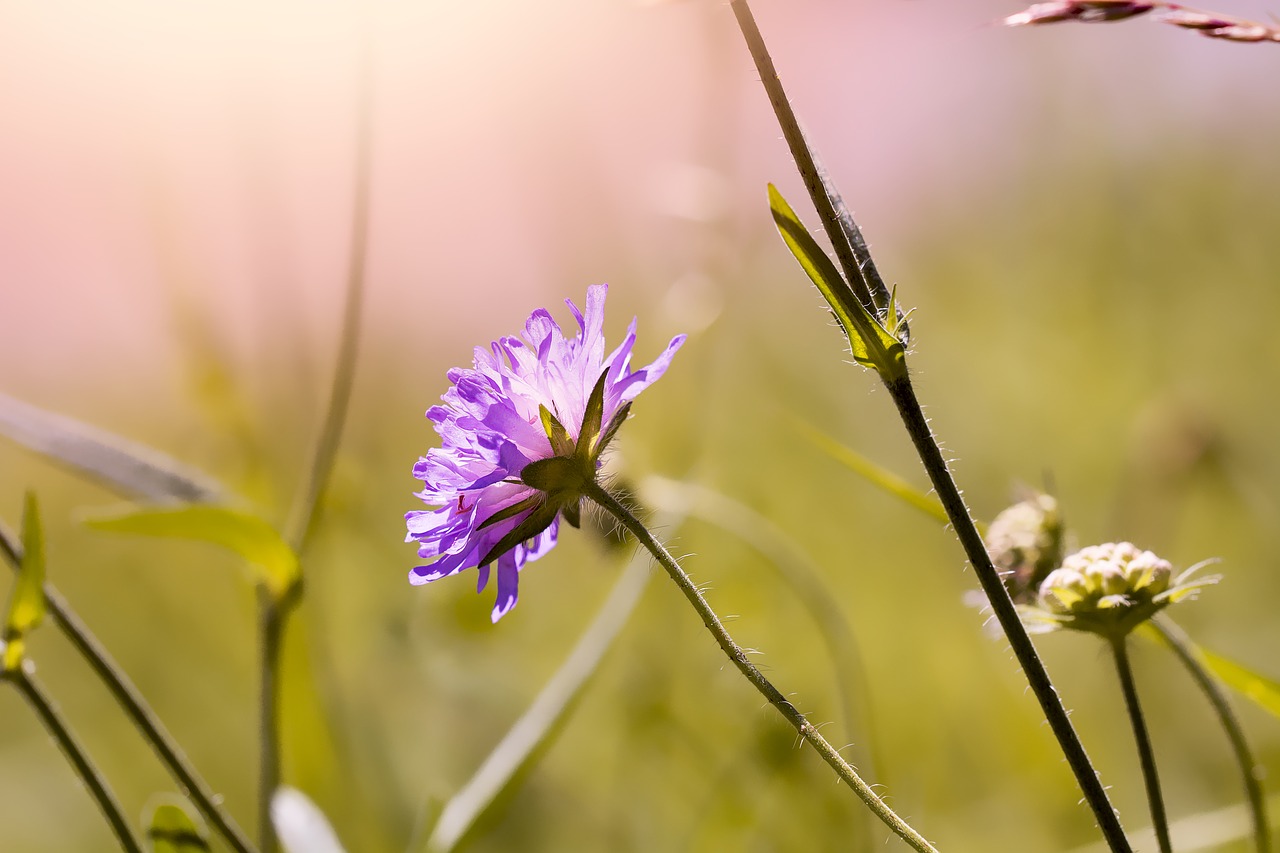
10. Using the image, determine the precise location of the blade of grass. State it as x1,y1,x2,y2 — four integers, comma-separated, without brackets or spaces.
421,518,672,853
793,418,958,530
0,391,225,504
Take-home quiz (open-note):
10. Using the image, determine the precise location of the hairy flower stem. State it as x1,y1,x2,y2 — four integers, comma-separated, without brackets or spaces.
1151,616,1270,853
585,482,938,853
4,665,144,853
0,528,258,853
1110,637,1172,853
885,377,1132,852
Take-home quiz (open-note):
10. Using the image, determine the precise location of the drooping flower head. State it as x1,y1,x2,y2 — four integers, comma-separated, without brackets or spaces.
406,285,685,621
984,490,1067,604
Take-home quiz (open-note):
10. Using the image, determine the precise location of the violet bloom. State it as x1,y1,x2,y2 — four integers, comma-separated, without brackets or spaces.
406,285,685,621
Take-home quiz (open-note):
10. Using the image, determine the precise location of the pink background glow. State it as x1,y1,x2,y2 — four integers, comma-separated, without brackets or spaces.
5,0,1277,402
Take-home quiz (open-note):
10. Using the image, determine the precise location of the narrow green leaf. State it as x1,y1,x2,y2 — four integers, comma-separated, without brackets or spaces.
3,493,47,671
424,520,669,853
148,801,211,853
1198,648,1280,718
85,506,298,600
0,392,225,504
793,418,969,531
768,185,906,381
1140,622,1280,718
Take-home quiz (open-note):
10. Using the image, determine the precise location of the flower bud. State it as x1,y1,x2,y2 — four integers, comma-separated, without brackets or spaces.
985,491,1066,603
1027,542,1217,639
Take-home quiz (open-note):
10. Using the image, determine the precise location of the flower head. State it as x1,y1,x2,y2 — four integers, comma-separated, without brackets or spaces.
1022,541,1218,638
406,285,685,621
985,490,1067,604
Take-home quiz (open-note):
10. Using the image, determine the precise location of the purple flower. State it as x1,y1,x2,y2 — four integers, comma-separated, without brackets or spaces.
406,285,685,621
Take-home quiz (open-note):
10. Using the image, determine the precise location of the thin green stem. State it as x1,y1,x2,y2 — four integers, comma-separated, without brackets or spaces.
284,33,372,554
257,595,286,853
1150,616,1269,853
1110,637,1172,853
0,524,258,853
886,378,1130,851
584,481,938,853
5,665,144,853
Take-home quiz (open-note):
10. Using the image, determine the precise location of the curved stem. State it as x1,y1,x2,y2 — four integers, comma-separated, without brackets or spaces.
6,665,144,853
1150,616,1269,853
885,377,1131,852
1110,636,1172,853
0,526,258,853
584,482,938,853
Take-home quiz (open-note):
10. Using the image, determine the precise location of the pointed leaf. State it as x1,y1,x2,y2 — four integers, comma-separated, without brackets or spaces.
0,392,226,504
769,185,906,381
272,787,347,853
147,801,210,853
3,493,47,671
85,505,298,600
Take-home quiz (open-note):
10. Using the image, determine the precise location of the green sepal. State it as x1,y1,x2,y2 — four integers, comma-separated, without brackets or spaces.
595,402,632,460
521,456,592,499
477,499,561,568
768,184,907,382
84,505,299,602
577,369,610,461
147,801,210,853
477,494,543,531
2,492,47,672
561,499,582,530
539,406,575,458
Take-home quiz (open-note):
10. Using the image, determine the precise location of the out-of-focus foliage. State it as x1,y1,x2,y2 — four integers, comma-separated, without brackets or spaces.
3,1,1280,851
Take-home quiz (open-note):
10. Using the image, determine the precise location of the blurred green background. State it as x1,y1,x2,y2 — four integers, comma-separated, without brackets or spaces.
3,0,1280,850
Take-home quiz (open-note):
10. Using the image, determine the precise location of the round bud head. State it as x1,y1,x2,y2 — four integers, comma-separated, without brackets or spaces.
985,491,1067,603
1028,542,1216,639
